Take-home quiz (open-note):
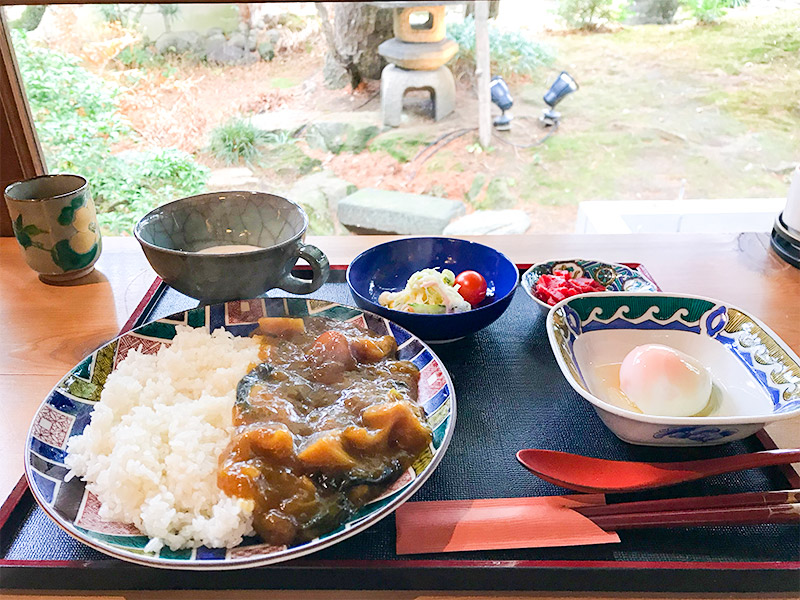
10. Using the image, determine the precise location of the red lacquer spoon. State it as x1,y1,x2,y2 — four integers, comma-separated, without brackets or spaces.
516,448,800,493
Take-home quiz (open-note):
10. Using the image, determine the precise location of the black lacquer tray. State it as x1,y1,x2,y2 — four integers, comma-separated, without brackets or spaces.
2,265,798,591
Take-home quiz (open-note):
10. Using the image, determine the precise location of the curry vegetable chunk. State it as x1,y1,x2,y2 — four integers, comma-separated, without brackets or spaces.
217,317,432,546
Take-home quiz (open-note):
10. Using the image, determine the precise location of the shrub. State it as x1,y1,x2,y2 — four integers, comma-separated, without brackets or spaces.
447,17,554,80
97,4,181,31
628,0,680,24
13,32,208,235
113,43,164,69
96,4,146,28
15,31,127,151
683,0,728,23
557,0,620,29
208,118,271,164
91,149,209,234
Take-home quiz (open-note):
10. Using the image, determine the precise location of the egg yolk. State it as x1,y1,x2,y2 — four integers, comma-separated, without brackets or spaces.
619,344,711,417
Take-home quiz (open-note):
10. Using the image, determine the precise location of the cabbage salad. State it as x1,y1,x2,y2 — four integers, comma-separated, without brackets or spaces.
378,268,471,314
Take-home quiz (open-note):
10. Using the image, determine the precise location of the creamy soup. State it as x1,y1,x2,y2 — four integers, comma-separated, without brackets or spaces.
196,244,264,254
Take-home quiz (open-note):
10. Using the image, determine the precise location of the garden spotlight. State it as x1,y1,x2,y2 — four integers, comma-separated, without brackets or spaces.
490,76,513,131
541,71,579,127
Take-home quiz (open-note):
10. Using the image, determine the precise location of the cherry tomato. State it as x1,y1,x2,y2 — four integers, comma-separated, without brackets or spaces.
455,270,488,306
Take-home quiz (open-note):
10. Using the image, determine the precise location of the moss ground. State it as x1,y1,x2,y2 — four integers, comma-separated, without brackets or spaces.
514,9,799,208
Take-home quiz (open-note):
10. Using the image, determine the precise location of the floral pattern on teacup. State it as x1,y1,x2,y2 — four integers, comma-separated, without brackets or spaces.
11,191,100,272
12,214,49,250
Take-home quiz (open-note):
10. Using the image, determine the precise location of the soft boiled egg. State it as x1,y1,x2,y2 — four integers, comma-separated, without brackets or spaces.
619,344,712,417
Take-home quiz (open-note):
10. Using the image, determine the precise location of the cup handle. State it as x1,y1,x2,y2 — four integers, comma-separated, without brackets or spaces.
277,242,330,295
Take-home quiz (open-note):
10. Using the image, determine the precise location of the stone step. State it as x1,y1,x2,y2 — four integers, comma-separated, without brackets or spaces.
338,188,466,235
443,209,531,235
288,171,357,236
206,167,260,191
250,110,381,135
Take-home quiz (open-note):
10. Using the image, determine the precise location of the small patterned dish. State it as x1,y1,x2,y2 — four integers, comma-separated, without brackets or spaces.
522,259,658,313
546,292,800,446
25,298,455,569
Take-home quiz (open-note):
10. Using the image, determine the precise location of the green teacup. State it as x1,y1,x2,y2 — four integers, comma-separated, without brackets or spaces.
4,174,102,283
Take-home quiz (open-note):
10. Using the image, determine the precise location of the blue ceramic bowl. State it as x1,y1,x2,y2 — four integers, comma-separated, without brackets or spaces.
347,237,518,342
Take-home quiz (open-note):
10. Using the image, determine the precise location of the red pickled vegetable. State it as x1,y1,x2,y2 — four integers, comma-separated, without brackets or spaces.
534,270,606,306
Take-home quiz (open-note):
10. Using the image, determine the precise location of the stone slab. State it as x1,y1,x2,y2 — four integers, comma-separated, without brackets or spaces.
251,110,381,135
155,31,202,55
338,188,465,234
207,40,245,64
304,122,380,154
288,171,357,236
206,167,259,190
443,209,531,235
289,171,356,210
251,109,322,134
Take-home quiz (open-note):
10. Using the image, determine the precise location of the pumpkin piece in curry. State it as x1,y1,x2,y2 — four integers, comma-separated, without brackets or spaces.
217,316,432,547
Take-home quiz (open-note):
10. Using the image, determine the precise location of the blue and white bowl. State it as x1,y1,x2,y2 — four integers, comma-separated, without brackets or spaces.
546,292,800,446
523,258,658,314
347,237,518,343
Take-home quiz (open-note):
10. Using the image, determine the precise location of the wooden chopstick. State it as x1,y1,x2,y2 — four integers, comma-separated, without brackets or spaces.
573,490,800,530
588,502,800,530
576,489,800,517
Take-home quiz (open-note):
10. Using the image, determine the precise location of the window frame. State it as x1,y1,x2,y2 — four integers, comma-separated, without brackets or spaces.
0,1,320,236
0,7,45,236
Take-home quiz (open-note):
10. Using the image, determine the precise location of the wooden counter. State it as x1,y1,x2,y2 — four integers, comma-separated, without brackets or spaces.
1,233,798,599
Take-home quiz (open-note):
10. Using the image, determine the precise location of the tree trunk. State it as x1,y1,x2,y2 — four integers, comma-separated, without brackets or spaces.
466,1,501,20
475,1,491,148
10,6,47,32
318,2,393,89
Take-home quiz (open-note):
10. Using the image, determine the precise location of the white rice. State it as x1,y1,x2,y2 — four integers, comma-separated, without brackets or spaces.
65,326,260,552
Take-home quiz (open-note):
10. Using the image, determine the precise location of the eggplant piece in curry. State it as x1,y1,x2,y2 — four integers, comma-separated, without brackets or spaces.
217,316,432,546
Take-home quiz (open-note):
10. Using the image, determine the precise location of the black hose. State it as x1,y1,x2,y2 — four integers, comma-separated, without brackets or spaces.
407,115,560,180
492,116,559,149
408,128,477,181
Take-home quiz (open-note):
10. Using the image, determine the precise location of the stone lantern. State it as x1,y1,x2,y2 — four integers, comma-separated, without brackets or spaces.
376,2,458,127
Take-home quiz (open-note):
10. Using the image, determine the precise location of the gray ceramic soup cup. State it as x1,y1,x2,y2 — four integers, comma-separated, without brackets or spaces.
134,192,329,303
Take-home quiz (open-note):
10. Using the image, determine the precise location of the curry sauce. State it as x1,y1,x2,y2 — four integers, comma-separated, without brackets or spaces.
217,316,432,546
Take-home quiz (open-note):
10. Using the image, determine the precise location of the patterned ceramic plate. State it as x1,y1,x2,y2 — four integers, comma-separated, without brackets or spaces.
24,298,456,569
522,259,659,312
